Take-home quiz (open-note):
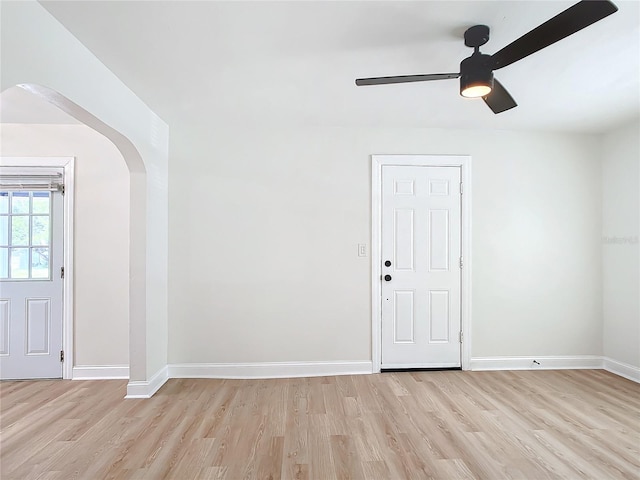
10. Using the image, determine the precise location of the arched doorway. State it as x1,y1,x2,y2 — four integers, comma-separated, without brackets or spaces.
1,84,148,390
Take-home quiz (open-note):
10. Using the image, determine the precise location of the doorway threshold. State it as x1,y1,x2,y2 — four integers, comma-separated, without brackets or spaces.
381,367,462,373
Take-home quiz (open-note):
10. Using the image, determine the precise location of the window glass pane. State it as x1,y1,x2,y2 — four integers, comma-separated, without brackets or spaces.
32,216,50,246
32,193,50,214
0,248,7,278
0,193,8,214
10,248,29,278
11,192,29,214
11,216,29,246
32,247,49,279
0,216,7,245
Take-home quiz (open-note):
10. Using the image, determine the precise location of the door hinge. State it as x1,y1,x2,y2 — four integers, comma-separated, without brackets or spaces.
60,350,64,362
60,267,64,279
459,331,463,343
459,256,463,269
460,182,463,195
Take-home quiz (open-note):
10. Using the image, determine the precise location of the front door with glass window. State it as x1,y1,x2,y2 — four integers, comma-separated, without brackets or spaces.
0,188,64,379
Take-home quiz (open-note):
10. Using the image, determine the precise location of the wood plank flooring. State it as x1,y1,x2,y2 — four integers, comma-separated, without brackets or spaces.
1,369,639,479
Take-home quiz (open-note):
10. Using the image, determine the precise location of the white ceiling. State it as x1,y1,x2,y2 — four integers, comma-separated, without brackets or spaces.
40,0,639,133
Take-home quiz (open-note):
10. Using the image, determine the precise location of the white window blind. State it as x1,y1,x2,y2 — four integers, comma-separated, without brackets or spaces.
0,173,64,192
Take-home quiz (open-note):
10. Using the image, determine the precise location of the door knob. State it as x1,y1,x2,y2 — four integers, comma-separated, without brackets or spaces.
384,274,392,281
384,260,392,267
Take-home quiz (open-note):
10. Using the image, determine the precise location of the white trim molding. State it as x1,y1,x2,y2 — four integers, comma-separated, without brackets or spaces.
109,356,638,399
371,154,472,373
169,361,373,379
470,355,603,371
125,366,169,398
603,357,640,383
73,365,129,380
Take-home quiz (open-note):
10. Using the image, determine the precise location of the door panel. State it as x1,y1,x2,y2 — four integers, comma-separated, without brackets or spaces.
429,210,449,271
394,209,414,270
26,298,51,354
429,290,450,342
381,165,461,368
394,290,415,343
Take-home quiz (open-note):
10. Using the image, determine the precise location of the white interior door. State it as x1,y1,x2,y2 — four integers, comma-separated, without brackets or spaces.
381,165,462,368
0,184,64,379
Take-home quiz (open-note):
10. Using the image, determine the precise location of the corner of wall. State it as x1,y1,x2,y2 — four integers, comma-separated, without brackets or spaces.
125,365,169,399
601,120,640,370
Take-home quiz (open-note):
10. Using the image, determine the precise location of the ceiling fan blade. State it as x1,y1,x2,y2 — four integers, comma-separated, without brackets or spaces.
355,73,459,86
491,0,618,70
483,79,517,114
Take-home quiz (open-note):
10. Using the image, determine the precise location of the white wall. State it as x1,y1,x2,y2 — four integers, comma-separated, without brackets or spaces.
168,126,603,365
0,124,130,367
1,1,169,385
602,121,640,369
0,1,620,383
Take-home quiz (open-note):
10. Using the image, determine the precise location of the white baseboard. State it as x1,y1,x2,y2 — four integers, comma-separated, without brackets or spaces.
125,366,169,398
168,361,373,379
91,356,637,399
470,355,602,371
72,365,129,380
603,357,640,383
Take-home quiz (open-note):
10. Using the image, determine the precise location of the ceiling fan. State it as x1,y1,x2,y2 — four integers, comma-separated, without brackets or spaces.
355,0,618,114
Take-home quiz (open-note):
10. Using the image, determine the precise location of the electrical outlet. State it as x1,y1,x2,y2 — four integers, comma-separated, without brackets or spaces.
358,244,367,257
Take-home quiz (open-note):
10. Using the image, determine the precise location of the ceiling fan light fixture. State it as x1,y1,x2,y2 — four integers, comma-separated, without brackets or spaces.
461,83,492,98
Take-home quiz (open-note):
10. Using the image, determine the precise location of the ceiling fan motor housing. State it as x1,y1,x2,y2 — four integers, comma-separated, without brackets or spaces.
459,52,494,97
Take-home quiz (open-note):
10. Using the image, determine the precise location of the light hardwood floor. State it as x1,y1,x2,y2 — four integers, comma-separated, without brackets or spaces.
1,369,639,479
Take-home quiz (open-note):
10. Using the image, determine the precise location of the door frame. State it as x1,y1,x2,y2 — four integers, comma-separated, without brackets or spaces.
371,154,472,372
1,156,75,379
